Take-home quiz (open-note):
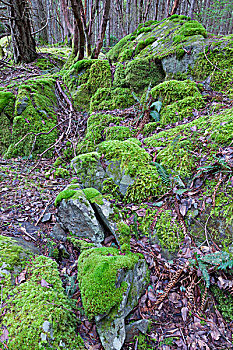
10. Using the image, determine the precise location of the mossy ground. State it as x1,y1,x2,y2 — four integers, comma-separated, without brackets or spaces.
77,247,139,319
0,90,15,154
0,254,84,350
4,77,58,158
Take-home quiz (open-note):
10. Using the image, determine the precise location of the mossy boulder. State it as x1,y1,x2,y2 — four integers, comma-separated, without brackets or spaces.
62,59,112,111
78,247,149,349
150,79,205,125
90,87,135,112
108,16,233,94
4,77,58,158
0,90,15,154
0,235,84,349
113,58,165,92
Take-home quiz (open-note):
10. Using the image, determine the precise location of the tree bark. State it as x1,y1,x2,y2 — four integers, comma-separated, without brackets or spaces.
170,0,180,15
93,0,111,58
188,0,196,19
70,0,85,59
9,0,37,63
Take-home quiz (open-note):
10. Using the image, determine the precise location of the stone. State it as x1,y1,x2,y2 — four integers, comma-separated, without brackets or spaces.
95,259,149,350
105,160,134,196
53,193,105,245
42,212,52,223
16,96,29,115
125,319,149,343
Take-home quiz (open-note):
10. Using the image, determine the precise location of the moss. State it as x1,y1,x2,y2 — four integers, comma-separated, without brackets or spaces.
173,20,207,43
135,37,156,55
1,255,84,349
117,222,131,253
4,77,58,158
77,247,139,319
144,106,233,180
83,187,103,205
150,79,205,125
68,238,95,252
104,126,135,141
155,210,184,251
54,167,70,178
118,47,134,62
0,235,29,272
113,63,127,88
211,285,233,321
102,178,122,200
124,57,165,92
190,42,233,93
0,91,15,154
107,34,132,61
54,188,78,207
63,59,112,111
90,87,135,112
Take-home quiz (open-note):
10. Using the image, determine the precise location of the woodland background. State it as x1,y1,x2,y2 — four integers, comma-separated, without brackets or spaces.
0,0,233,64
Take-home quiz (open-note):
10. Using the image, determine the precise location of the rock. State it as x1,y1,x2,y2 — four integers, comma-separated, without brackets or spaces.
95,258,149,350
125,319,149,343
105,160,134,195
16,96,29,115
42,212,52,223
53,192,105,245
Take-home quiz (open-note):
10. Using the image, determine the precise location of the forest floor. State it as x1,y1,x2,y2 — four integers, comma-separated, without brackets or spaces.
1,56,233,349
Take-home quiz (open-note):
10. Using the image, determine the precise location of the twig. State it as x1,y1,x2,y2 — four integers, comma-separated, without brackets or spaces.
19,226,36,242
203,47,224,73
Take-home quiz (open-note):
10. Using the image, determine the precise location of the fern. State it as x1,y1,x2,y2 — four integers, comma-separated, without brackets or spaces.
152,161,170,186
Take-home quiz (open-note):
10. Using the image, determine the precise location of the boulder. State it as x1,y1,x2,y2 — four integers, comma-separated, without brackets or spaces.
77,246,149,350
53,187,105,245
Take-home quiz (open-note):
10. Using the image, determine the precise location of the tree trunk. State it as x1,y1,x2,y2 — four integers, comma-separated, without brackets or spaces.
70,0,85,59
9,0,37,63
188,0,196,19
93,0,111,58
170,0,180,15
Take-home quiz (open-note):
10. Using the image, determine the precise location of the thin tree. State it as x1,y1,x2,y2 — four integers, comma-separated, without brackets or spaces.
0,0,37,63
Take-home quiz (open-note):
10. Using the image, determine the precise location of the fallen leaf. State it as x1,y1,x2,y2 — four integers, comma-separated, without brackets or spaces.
41,279,51,288
181,306,189,322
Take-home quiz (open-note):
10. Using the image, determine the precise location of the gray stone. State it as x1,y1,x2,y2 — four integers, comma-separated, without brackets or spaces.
16,96,29,115
95,259,149,350
42,212,52,223
71,153,134,196
125,319,149,343
53,193,105,245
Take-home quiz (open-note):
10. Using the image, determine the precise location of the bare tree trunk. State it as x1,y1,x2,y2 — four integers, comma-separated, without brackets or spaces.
93,0,111,58
9,0,37,63
188,0,196,19
170,0,180,15
154,0,159,20
165,0,171,17
70,0,85,59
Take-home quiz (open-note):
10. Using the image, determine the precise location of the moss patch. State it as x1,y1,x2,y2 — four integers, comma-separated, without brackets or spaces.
90,87,135,112
63,59,112,111
0,90,15,154
78,247,139,319
5,77,58,158
1,255,84,350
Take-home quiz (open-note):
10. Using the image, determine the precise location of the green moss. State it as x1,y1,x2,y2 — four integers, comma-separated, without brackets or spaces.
124,58,165,92
54,167,70,178
113,63,127,88
78,247,139,319
0,235,28,272
173,20,207,43
0,91,15,154
90,87,135,112
54,188,78,207
144,106,233,180
117,222,131,253
1,255,84,349
68,238,95,252
4,77,58,158
191,42,233,93
135,37,156,55
155,210,184,251
104,126,135,141
150,80,205,125
83,187,103,205
211,285,233,321
107,34,132,61
63,59,112,111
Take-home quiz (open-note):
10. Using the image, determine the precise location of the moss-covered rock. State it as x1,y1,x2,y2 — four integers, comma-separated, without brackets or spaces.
1,254,84,350
0,90,15,154
144,106,233,180
77,247,140,319
62,59,112,111
150,79,205,125
4,77,58,158
90,87,135,112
